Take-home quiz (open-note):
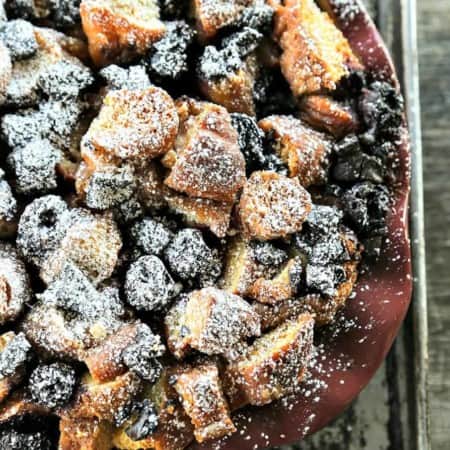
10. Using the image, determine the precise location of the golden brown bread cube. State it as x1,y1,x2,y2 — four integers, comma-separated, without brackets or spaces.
113,370,194,450
22,301,124,361
0,41,12,105
83,323,142,383
164,296,192,360
299,95,358,139
164,190,233,238
22,303,90,360
36,27,91,63
193,0,252,40
249,257,303,305
84,87,179,162
80,0,165,67
41,210,122,286
165,98,246,203
252,297,307,331
63,372,142,422
132,160,233,237
174,363,236,443
0,243,32,326
259,115,332,187
225,313,314,409
0,333,19,403
221,237,263,297
221,238,290,297
200,55,258,115
59,418,114,450
238,171,312,241
182,287,261,359
135,162,168,211
273,0,361,96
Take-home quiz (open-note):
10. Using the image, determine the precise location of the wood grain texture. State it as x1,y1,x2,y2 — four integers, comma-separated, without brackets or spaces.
417,1,450,449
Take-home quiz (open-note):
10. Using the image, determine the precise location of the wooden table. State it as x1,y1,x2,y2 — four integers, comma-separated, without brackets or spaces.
277,1,448,449
418,1,450,449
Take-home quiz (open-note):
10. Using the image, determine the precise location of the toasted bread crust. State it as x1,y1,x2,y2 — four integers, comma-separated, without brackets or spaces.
0,41,12,105
225,313,314,408
252,298,307,331
135,162,168,211
83,323,141,383
85,87,179,162
165,190,233,238
193,0,252,39
174,363,236,443
0,244,32,326
165,297,192,360
113,370,195,450
259,115,332,187
238,171,312,240
300,95,358,138
273,0,361,95
59,418,114,450
80,0,165,67
165,98,245,202
63,372,142,422
221,237,268,297
249,258,301,305
200,56,258,115
182,288,261,359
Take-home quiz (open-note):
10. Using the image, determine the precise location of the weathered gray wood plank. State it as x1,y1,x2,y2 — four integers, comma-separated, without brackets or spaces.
417,1,450,449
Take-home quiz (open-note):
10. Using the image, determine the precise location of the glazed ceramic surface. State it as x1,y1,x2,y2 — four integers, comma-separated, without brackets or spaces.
192,1,412,448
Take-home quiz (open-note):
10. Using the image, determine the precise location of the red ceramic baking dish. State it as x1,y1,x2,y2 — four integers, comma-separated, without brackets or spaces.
192,1,412,448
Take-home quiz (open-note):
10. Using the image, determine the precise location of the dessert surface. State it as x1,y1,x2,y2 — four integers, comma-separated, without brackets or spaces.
0,0,407,449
